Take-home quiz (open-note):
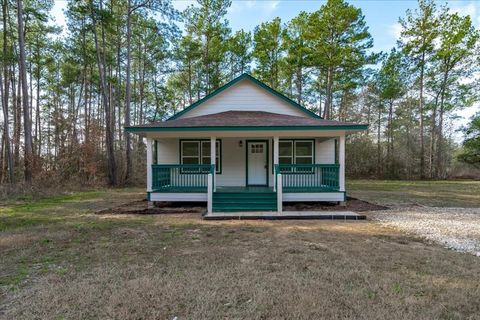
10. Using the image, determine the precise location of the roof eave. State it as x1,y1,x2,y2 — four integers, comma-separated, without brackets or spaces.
125,124,368,133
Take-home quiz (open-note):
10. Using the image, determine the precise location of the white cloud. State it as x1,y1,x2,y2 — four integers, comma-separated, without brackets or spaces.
450,2,476,18
172,0,196,12
450,1,480,27
267,1,280,13
228,0,279,17
387,22,402,39
246,0,256,9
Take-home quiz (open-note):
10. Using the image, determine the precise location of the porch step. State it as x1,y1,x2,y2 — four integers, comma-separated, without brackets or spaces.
213,191,277,212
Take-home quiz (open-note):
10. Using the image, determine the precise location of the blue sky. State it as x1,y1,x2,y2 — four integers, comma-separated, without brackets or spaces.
51,0,479,138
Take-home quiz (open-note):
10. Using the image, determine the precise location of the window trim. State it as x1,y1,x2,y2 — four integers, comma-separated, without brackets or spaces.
180,139,222,174
278,139,315,173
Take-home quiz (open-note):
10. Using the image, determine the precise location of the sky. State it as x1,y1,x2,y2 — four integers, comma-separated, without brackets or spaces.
51,0,480,140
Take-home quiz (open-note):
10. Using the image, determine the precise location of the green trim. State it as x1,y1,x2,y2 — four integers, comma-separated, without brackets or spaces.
147,192,151,201
179,139,222,174
167,73,321,120
245,140,269,187
125,124,368,133
272,138,316,174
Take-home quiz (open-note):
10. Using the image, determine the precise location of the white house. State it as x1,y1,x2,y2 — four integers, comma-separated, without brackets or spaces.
126,73,367,216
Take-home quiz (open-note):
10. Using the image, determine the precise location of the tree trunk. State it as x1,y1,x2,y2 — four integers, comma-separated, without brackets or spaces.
377,104,382,177
324,66,333,120
436,63,450,179
429,93,439,179
16,0,33,183
124,0,133,183
418,52,426,179
1,0,14,183
90,0,117,186
387,99,394,176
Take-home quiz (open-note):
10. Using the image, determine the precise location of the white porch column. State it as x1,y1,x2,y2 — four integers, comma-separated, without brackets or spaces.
277,174,283,213
339,134,346,192
155,140,160,163
273,136,279,191
146,137,153,193
207,173,213,214
210,136,216,191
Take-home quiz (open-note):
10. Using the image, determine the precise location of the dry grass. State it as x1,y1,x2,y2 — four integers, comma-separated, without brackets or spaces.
1,184,480,319
348,180,480,207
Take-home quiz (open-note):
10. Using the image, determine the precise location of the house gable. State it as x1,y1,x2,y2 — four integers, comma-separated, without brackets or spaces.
169,74,320,120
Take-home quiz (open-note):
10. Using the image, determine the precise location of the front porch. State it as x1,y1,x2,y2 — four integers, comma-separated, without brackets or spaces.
146,134,347,214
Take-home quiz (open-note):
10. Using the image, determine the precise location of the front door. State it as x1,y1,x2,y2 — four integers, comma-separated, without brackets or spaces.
247,141,268,186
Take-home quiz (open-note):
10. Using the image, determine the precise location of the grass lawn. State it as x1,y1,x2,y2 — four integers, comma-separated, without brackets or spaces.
348,180,480,207
1,181,479,319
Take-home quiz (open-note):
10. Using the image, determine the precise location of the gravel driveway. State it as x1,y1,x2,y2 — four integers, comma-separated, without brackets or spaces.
371,207,480,256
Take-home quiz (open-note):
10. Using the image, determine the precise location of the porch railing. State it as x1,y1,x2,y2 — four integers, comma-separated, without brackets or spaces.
152,164,214,192
277,164,339,192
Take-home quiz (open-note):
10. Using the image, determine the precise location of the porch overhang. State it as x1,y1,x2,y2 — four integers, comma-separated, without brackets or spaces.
124,111,368,137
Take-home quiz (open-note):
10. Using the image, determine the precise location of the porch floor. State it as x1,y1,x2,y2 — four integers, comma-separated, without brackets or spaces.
203,210,365,220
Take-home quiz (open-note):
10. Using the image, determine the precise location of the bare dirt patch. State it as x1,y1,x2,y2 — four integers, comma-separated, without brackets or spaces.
96,200,205,215
97,197,385,216
284,197,387,212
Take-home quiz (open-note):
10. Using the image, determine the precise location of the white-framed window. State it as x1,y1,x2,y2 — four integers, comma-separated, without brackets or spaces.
279,141,293,165
279,140,314,172
180,140,221,173
294,140,314,165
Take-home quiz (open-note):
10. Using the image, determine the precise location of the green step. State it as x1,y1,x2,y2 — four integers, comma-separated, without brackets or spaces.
213,199,276,204
213,193,276,199
213,208,277,212
213,205,277,212
212,191,278,212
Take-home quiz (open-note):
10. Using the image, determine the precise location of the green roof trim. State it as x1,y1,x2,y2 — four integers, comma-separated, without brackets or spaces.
125,124,368,133
167,73,321,120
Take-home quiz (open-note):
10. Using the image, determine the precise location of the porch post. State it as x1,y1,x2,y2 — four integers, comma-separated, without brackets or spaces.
339,134,346,193
146,137,153,192
146,137,153,208
273,136,279,192
277,174,282,213
207,173,213,214
210,136,216,192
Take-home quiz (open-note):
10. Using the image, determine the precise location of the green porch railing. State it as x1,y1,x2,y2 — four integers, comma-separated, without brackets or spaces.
152,164,214,192
278,164,339,192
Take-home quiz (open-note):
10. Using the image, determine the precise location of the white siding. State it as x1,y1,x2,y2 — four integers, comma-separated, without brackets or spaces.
177,79,309,119
217,138,246,186
283,192,344,202
154,137,336,188
156,138,178,164
150,193,207,202
316,138,335,164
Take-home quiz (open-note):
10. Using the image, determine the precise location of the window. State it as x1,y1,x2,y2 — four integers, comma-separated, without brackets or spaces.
180,140,221,173
279,141,293,165
295,141,314,165
250,143,264,154
279,140,314,172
